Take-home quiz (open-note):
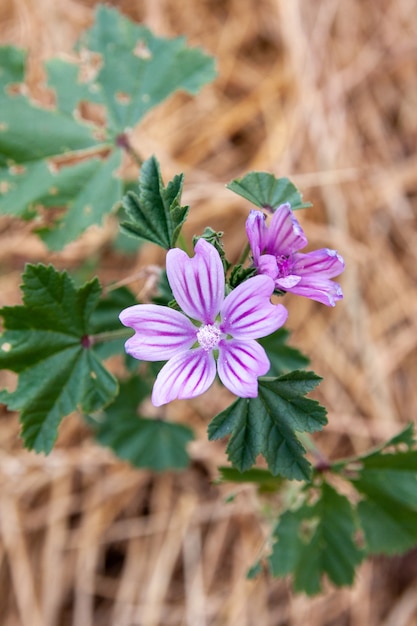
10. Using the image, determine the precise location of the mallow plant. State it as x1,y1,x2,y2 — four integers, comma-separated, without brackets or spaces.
1,4,417,596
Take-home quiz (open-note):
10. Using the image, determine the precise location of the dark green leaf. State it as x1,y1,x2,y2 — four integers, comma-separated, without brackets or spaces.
350,449,417,555
227,172,311,210
228,263,257,289
92,377,194,470
0,264,118,452
89,286,137,359
121,156,189,249
246,560,262,579
217,466,284,490
193,228,231,273
269,483,363,595
362,423,416,459
208,371,327,480
258,328,310,376
151,270,174,306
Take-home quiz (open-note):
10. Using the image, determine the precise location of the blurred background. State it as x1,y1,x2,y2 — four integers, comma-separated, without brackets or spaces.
0,0,417,624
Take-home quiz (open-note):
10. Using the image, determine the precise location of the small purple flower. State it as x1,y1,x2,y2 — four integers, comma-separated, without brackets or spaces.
119,239,288,406
246,203,345,306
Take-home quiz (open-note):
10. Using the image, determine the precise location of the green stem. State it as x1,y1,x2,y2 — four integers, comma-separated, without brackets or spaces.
89,328,132,345
237,242,251,266
176,231,191,254
116,132,144,166
298,432,331,472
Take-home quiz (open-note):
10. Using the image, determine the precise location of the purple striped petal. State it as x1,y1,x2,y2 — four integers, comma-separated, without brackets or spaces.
292,249,345,278
217,339,270,398
265,203,308,255
166,239,224,324
220,275,288,339
257,253,279,279
120,304,197,361
151,348,216,406
245,210,268,262
287,278,343,306
275,274,301,289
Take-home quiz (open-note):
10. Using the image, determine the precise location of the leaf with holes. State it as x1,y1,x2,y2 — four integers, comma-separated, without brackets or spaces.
0,6,215,248
208,371,327,480
0,264,118,453
227,172,311,210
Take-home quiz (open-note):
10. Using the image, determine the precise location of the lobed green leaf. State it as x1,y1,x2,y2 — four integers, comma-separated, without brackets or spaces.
268,482,363,595
121,155,189,249
0,264,119,452
227,172,311,210
208,371,327,480
0,6,215,248
350,449,417,555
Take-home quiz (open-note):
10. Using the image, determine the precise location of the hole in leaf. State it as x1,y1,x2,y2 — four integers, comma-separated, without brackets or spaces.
90,371,97,380
299,517,319,542
77,101,107,128
1,342,12,352
134,40,152,59
35,205,67,229
0,122,8,132
141,93,150,103
6,82,25,97
0,181,11,194
78,50,103,84
92,127,107,142
115,92,131,105
47,161,59,174
9,164,26,175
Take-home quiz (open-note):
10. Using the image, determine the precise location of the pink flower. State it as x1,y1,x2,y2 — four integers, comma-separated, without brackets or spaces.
246,204,345,306
119,239,288,406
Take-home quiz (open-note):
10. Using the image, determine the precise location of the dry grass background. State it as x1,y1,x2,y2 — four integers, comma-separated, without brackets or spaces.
0,0,417,624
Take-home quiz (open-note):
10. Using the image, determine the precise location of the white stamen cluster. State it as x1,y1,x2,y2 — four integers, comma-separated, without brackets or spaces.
196,324,221,351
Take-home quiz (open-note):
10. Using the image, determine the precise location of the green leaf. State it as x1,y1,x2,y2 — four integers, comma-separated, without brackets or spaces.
79,4,217,134
350,449,417,555
208,372,327,480
0,7,215,248
228,263,257,289
258,328,310,376
0,47,103,168
269,483,363,595
39,152,123,250
89,286,137,359
217,466,284,491
193,227,231,273
151,270,174,306
0,264,118,453
92,377,194,471
362,422,416,459
227,172,311,210
121,156,189,249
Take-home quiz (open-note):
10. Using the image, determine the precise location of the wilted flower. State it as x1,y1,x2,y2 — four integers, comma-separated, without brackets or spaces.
246,204,345,306
119,239,288,406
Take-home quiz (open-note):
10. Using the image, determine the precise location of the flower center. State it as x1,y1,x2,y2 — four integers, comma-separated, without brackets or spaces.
196,324,221,352
276,255,292,277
